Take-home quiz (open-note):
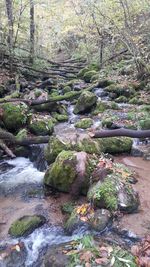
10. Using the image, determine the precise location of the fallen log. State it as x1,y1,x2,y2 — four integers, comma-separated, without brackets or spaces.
0,140,16,158
92,128,150,138
0,82,98,106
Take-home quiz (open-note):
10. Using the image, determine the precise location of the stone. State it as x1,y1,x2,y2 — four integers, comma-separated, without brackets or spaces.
29,115,54,136
9,215,46,237
74,91,97,114
1,103,28,132
83,70,97,83
75,118,93,129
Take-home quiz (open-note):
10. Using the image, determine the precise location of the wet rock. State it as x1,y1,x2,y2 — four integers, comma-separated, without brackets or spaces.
74,91,97,114
43,244,70,267
105,83,136,98
0,162,14,174
87,163,139,213
75,118,93,129
52,113,68,122
83,70,98,82
65,205,111,234
98,137,133,154
29,115,54,136
44,150,96,194
1,103,28,132
9,215,46,237
0,242,27,267
92,101,109,115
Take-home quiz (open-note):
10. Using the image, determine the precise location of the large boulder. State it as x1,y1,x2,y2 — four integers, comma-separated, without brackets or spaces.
9,215,46,237
74,91,97,114
28,115,54,136
44,151,97,194
87,163,139,213
1,103,28,132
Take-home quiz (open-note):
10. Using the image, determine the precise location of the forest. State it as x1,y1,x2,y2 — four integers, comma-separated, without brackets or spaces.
0,0,150,266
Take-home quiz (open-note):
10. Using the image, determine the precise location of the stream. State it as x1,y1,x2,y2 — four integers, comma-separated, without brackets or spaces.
0,86,149,266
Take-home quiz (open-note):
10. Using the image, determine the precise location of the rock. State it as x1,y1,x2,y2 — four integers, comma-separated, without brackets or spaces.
1,103,28,132
44,135,101,164
129,97,143,105
65,204,111,233
75,118,93,129
62,85,71,94
29,115,54,136
16,129,28,141
87,164,139,213
139,119,150,130
97,79,114,88
115,96,128,103
74,91,97,114
105,83,136,98
9,215,46,237
92,101,109,115
52,113,68,122
0,242,27,267
0,85,6,97
43,244,70,267
83,70,98,83
98,137,133,154
44,150,96,194
77,67,90,78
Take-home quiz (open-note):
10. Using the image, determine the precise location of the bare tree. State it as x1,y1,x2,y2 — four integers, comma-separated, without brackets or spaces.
5,0,13,71
29,0,35,63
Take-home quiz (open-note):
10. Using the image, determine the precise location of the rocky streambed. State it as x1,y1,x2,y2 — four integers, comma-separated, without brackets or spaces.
0,71,150,266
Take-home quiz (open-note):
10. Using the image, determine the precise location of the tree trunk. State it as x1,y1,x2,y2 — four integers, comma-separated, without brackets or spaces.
29,0,35,64
5,0,13,71
92,128,150,138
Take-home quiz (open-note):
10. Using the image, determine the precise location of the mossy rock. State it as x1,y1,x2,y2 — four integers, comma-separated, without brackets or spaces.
9,215,46,237
102,118,113,128
98,137,132,154
44,151,95,194
110,101,120,110
129,97,143,105
75,118,93,129
29,117,54,136
61,202,75,214
115,96,128,103
1,103,28,132
74,91,97,114
139,119,150,130
105,84,136,98
97,79,115,88
75,138,101,155
83,70,97,83
92,101,109,115
65,206,111,234
88,170,139,212
45,136,71,164
90,74,100,83
16,129,28,141
62,86,72,94
34,89,42,98
77,67,90,78
52,113,68,122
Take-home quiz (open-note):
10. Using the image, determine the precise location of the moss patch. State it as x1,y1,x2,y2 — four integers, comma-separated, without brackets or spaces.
75,118,93,129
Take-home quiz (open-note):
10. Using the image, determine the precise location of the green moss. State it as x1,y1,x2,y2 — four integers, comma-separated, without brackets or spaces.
116,96,128,103
88,177,118,210
61,202,75,214
74,91,97,114
105,84,136,98
52,113,68,122
111,101,119,110
63,86,72,94
16,129,28,141
97,79,115,88
77,67,90,78
2,103,28,132
76,138,101,155
129,97,143,105
102,118,113,128
75,118,93,129
83,70,97,83
92,101,108,115
45,136,71,163
98,137,132,154
139,119,150,130
90,74,99,82
44,150,77,192
29,118,54,136
34,89,42,97
9,215,46,237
